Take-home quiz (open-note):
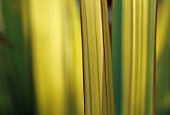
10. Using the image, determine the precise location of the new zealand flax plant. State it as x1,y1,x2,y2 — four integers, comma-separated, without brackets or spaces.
0,0,170,115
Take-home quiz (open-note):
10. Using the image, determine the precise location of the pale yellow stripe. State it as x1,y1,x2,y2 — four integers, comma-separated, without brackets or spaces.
122,0,132,115
131,0,137,114
140,0,148,114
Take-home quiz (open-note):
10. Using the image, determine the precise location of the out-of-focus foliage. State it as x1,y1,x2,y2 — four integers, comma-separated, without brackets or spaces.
0,0,35,114
156,0,170,114
0,0,83,115
29,0,84,114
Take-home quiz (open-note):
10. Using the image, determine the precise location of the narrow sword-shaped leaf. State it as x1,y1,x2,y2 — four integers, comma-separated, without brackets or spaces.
80,0,103,114
130,0,157,115
101,0,115,115
112,0,122,114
